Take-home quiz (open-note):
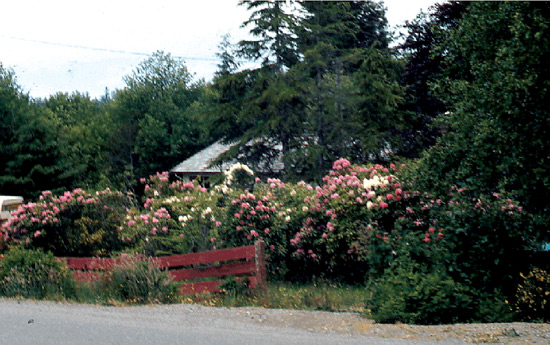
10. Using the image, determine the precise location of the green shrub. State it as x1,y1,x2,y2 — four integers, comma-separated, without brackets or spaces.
103,255,179,304
0,247,75,299
365,261,472,325
218,276,251,298
514,267,550,322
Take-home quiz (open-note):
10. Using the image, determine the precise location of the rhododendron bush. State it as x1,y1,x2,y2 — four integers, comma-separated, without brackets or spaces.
1,159,533,287
2,188,131,257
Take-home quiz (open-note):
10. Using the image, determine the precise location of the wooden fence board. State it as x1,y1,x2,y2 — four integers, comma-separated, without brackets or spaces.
169,260,256,281
64,257,116,270
155,245,256,269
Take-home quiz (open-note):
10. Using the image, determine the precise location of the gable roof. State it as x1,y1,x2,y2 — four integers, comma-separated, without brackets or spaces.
171,140,286,176
170,141,233,175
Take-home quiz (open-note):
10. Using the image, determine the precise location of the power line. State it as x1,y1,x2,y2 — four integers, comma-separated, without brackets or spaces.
0,34,220,62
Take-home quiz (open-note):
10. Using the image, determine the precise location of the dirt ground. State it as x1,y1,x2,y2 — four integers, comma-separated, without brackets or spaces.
185,305,550,344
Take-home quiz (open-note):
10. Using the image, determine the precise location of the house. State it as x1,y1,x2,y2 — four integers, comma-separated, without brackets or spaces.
170,141,234,181
170,140,284,181
0,196,23,224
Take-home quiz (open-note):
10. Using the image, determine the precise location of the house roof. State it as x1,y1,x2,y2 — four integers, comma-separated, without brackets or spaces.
170,140,285,175
0,196,24,206
170,141,233,174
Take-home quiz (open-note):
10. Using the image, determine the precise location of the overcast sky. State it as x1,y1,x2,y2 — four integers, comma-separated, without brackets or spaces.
1,0,436,99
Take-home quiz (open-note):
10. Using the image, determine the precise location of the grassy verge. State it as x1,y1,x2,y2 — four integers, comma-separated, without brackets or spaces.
182,280,368,313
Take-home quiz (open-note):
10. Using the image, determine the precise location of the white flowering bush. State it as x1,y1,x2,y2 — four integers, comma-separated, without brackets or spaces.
120,172,223,255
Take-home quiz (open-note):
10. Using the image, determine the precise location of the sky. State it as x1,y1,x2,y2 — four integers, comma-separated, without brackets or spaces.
1,0,437,99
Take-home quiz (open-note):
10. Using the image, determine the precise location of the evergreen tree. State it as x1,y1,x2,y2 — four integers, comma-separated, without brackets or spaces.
288,1,402,178
397,1,467,158
0,65,64,198
238,0,301,71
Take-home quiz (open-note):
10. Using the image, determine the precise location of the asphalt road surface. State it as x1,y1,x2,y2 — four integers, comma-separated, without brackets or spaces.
0,299,469,345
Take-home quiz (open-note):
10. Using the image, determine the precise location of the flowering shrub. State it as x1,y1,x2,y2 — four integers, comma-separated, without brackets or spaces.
285,159,412,281
2,188,132,257
219,177,315,279
514,267,550,321
2,158,534,306
120,172,223,256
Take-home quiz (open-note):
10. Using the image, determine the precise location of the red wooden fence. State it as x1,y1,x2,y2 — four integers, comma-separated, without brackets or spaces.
62,240,267,295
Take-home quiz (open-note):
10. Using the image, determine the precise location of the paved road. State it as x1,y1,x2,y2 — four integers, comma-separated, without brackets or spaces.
0,299,469,345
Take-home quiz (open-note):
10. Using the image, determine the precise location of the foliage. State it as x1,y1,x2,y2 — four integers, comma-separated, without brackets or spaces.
413,2,550,238
2,188,132,257
0,247,75,299
103,255,179,304
365,261,472,325
43,92,112,190
106,51,209,186
218,276,251,298
0,64,66,199
514,267,550,322
397,1,468,158
238,0,300,70
120,172,222,256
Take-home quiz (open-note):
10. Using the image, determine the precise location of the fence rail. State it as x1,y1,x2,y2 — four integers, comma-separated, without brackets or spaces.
62,240,267,295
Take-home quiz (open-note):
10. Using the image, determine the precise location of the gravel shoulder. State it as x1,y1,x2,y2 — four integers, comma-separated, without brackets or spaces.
175,304,549,344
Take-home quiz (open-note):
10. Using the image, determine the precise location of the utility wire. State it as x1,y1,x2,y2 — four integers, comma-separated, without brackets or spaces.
0,34,220,62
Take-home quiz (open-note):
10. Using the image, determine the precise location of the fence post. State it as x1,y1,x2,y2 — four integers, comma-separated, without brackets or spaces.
255,240,267,291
